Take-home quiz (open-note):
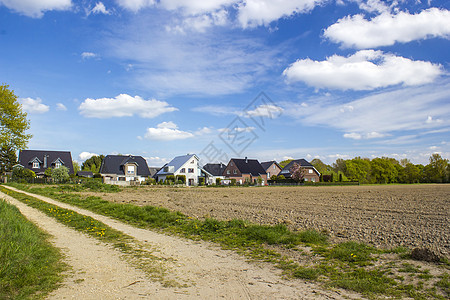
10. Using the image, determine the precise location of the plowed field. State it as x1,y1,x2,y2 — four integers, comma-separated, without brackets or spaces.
87,184,449,258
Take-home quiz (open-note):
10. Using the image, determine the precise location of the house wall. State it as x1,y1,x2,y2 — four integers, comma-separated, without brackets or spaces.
173,156,200,186
223,160,242,178
266,163,281,178
303,168,320,182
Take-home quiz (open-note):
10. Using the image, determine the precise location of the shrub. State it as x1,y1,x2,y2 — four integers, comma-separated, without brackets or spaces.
166,175,175,182
12,167,36,179
51,166,70,182
199,177,205,186
216,177,221,185
176,175,186,183
230,179,236,186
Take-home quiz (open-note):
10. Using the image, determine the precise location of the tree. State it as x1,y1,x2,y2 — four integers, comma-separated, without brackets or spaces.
398,163,421,184
279,159,293,169
370,157,398,184
311,158,329,175
82,155,104,173
12,166,35,179
425,153,449,183
0,84,32,171
52,166,70,182
290,162,305,182
0,144,17,173
72,161,80,175
345,157,371,183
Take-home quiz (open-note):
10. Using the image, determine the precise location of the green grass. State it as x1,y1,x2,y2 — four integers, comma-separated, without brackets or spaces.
3,183,450,299
0,199,68,299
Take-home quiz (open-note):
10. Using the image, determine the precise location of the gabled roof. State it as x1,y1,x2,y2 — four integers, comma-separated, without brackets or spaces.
18,150,74,174
230,158,266,176
99,155,150,176
203,163,227,176
280,159,320,176
156,154,198,175
260,161,281,171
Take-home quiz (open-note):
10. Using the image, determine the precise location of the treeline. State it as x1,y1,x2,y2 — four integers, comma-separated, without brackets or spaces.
310,153,449,184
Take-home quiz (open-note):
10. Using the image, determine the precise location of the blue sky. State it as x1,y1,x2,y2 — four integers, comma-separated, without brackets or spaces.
1,0,449,167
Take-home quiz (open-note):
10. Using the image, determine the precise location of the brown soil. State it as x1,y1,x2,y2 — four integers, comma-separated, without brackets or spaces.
91,184,450,258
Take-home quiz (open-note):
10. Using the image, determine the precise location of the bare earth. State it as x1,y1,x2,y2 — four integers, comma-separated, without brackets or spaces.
93,184,450,258
1,187,363,299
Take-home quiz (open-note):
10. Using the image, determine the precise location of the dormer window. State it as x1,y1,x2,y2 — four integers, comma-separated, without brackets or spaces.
127,165,135,175
55,162,62,168
32,162,39,169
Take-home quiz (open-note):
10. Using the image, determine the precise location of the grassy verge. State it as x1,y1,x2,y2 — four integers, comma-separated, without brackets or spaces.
0,199,68,299
4,183,450,299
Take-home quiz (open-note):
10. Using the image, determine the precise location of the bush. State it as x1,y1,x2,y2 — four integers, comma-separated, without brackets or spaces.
51,166,70,182
166,175,175,183
230,178,236,186
216,177,221,185
12,167,36,179
176,175,186,183
199,177,205,186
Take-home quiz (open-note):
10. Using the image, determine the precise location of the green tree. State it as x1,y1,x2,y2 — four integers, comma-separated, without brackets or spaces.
279,159,293,168
44,168,53,177
345,157,371,183
310,158,329,175
82,155,104,173
425,153,449,183
72,161,80,175
370,157,398,184
52,166,70,182
0,144,17,173
398,163,421,184
0,84,32,170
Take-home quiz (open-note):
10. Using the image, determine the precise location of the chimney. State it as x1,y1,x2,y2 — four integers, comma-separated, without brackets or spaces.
44,155,48,168
245,157,248,163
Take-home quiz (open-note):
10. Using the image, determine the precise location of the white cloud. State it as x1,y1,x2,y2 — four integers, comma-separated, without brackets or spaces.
79,152,98,161
160,0,235,15
282,80,450,140
145,156,168,166
81,52,97,59
20,97,50,114
56,103,67,111
144,121,194,141
174,9,229,32
91,2,110,15
237,0,326,28
195,127,214,135
324,8,450,49
283,50,442,90
0,0,72,18
356,0,391,14
245,104,283,118
79,94,178,118
116,0,155,12
192,105,240,116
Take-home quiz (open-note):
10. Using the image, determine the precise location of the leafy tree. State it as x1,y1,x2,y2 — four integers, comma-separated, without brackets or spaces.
332,158,346,174
398,163,421,184
310,158,329,174
425,153,449,183
345,157,371,183
82,155,104,173
72,161,80,175
270,174,278,181
51,166,70,182
277,174,285,180
0,144,17,173
290,162,305,182
370,157,398,184
0,84,32,170
44,168,53,177
12,167,35,179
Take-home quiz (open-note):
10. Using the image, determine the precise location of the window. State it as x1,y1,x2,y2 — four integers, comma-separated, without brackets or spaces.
311,178,316,182
226,170,230,175
188,168,194,173
267,172,270,177
309,169,313,174
233,169,237,174
55,162,62,168
191,160,195,164
127,165,135,175
273,165,276,169
180,168,185,173
230,162,234,166
32,162,39,168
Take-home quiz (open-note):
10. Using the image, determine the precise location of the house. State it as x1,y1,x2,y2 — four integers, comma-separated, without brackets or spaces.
148,167,161,178
279,159,321,182
261,161,282,179
77,171,93,178
99,155,151,185
203,163,227,185
222,157,268,185
17,150,74,177
155,154,203,186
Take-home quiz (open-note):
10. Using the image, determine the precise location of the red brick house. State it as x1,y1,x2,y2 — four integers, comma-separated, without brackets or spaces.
260,161,282,179
223,157,268,185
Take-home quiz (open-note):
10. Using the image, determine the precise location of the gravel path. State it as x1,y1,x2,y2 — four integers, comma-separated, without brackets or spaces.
1,186,362,299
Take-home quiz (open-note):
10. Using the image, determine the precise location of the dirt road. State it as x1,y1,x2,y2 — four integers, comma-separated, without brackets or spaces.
1,186,361,299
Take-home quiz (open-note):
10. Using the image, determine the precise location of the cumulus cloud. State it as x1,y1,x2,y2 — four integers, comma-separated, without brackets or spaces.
237,0,325,28
343,131,387,140
324,8,450,49
79,94,178,118
283,50,442,90
160,0,235,15
144,121,194,141
79,152,98,161
20,97,50,114
56,103,67,111
0,0,72,18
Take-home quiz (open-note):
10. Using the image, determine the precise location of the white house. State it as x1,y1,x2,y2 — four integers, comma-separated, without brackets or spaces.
155,154,204,186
